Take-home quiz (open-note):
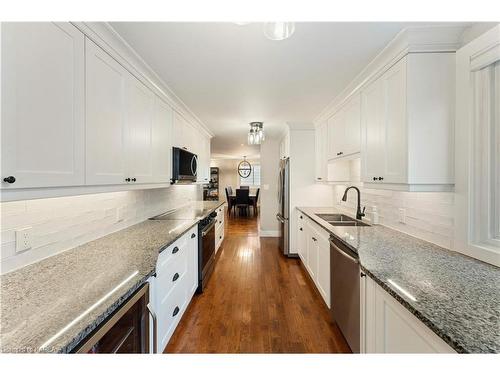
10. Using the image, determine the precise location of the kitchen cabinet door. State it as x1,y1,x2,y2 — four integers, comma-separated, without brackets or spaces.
315,122,328,182
343,94,361,156
197,135,211,183
297,214,307,264
151,97,173,183
327,111,344,159
361,75,384,183
186,227,199,296
86,38,128,185
306,222,319,281
126,75,155,184
382,59,407,183
316,232,331,308
1,22,85,189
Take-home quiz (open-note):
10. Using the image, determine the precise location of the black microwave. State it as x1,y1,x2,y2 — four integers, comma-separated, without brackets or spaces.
172,147,198,182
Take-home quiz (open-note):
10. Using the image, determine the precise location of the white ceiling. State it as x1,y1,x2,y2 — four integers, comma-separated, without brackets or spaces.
110,22,457,159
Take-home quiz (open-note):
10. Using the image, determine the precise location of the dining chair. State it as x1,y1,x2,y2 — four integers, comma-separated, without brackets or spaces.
252,188,260,217
239,186,250,190
235,189,250,217
225,187,234,217
227,186,233,196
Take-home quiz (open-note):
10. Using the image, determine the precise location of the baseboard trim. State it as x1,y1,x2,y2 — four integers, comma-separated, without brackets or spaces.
259,230,280,237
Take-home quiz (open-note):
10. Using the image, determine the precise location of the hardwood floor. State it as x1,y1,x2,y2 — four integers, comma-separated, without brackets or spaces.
165,212,351,353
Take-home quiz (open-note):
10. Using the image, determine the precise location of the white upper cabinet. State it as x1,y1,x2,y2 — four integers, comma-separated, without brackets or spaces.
1,22,85,189
327,93,361,160
314,122,328,182
86,39,174,186
151,97,173,183
361,53,455,190
125,75,155,184
196,135,211,183
85,38,128,185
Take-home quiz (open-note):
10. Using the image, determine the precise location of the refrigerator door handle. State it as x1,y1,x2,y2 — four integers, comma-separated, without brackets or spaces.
276,213,286,223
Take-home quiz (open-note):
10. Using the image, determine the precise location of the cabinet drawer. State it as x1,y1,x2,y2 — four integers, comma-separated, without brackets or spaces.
156,275,188,351
156,231,190,276
155,249,188,296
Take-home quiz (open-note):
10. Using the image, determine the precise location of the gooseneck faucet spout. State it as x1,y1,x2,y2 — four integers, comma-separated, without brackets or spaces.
341,186,365,220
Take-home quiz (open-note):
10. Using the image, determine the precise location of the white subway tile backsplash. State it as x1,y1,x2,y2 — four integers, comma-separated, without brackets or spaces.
333,159,455,249
0,185,202,274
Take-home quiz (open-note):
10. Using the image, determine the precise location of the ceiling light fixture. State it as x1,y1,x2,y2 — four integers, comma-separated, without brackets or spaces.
233,22,296,41
263,22,295,41
247,122,265,145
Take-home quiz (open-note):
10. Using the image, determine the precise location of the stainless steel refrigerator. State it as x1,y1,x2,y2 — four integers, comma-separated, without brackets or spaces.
276,157,290,256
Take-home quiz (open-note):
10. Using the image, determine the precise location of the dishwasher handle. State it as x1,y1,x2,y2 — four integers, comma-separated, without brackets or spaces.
329,238,359,264
146,303,158,354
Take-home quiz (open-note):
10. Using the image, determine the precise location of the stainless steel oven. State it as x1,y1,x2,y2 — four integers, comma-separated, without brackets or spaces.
330,235,360,353
197,212,217,293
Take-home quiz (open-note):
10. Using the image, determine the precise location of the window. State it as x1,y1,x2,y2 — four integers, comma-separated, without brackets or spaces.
455,25,500,267
240,164,261,186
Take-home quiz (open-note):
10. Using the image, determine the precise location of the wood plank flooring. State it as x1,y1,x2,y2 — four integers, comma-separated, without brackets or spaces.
165,212,351,353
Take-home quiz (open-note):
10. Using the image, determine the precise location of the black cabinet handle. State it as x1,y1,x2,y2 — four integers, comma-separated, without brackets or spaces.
300,227,303,231
361,272,366,278
317,177,322,180
172,306,180,317
3,176,16,184
191,233,196,238
312,237,317,242
219,221,222,224
131,177,137,182
378,177,384,181
219,236,222,239
172,246,179,254
300,215,303,219
172,272,179,282
125,178,131,182
372,177,377,181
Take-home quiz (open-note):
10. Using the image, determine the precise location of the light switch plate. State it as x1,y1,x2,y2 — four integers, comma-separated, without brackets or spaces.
16,227,32,253
398,208,406,224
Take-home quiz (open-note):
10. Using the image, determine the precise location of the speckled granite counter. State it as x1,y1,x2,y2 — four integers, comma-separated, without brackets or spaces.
0,200,224,353
298,207,500,353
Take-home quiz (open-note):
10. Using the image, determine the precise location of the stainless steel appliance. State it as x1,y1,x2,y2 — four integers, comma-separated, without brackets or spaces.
172,147,198,183
197,211,217,293
276,157,291,256
330,235,361,353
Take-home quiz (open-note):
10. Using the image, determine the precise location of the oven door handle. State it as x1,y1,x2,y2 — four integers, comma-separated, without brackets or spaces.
329,238,359,264
201,220,216,236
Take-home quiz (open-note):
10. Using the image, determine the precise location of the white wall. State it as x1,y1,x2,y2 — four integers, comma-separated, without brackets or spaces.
0,185,202,274
259,138,280,236
331,159,454,249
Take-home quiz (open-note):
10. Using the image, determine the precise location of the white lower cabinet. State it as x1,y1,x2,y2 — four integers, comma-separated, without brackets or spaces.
297,214,307,264
215,205,225,253
301,216,331,308
150,225,198,353
361,275,455,353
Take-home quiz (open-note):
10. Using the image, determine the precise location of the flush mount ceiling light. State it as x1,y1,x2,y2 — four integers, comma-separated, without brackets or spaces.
263,22,296,41
247,122,265,145
233,22,296,41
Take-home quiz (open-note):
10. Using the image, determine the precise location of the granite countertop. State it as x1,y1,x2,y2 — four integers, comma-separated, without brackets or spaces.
297,207,500,353
0,200,224,353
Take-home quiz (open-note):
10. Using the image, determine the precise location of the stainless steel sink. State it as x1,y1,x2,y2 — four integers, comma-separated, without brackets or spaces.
315,213,370,227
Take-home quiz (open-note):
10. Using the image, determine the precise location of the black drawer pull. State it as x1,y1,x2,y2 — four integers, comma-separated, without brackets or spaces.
220,236,222,239
125,178,131,182
300,215,303,219
300,227,303,231
191,233,196,238
373,177,377,181
131,177,137,182
312,237,317,242
172,273,179,282
172,246,179,254
378,176,384,181
172,306,180,317
3,176,16,184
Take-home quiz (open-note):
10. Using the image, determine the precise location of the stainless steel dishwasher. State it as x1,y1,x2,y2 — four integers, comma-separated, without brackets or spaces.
330,235,361,353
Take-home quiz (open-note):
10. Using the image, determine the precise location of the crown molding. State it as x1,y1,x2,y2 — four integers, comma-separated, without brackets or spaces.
71,22,214,138
314,25,467,126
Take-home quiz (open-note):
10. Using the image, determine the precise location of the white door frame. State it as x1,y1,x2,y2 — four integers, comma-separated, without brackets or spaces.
455,24,500,266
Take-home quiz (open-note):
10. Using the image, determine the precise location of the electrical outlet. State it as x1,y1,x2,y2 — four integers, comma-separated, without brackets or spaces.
398,208,406,224
16,227,32,253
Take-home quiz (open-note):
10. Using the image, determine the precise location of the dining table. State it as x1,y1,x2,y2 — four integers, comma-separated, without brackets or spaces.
227,192,258,216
